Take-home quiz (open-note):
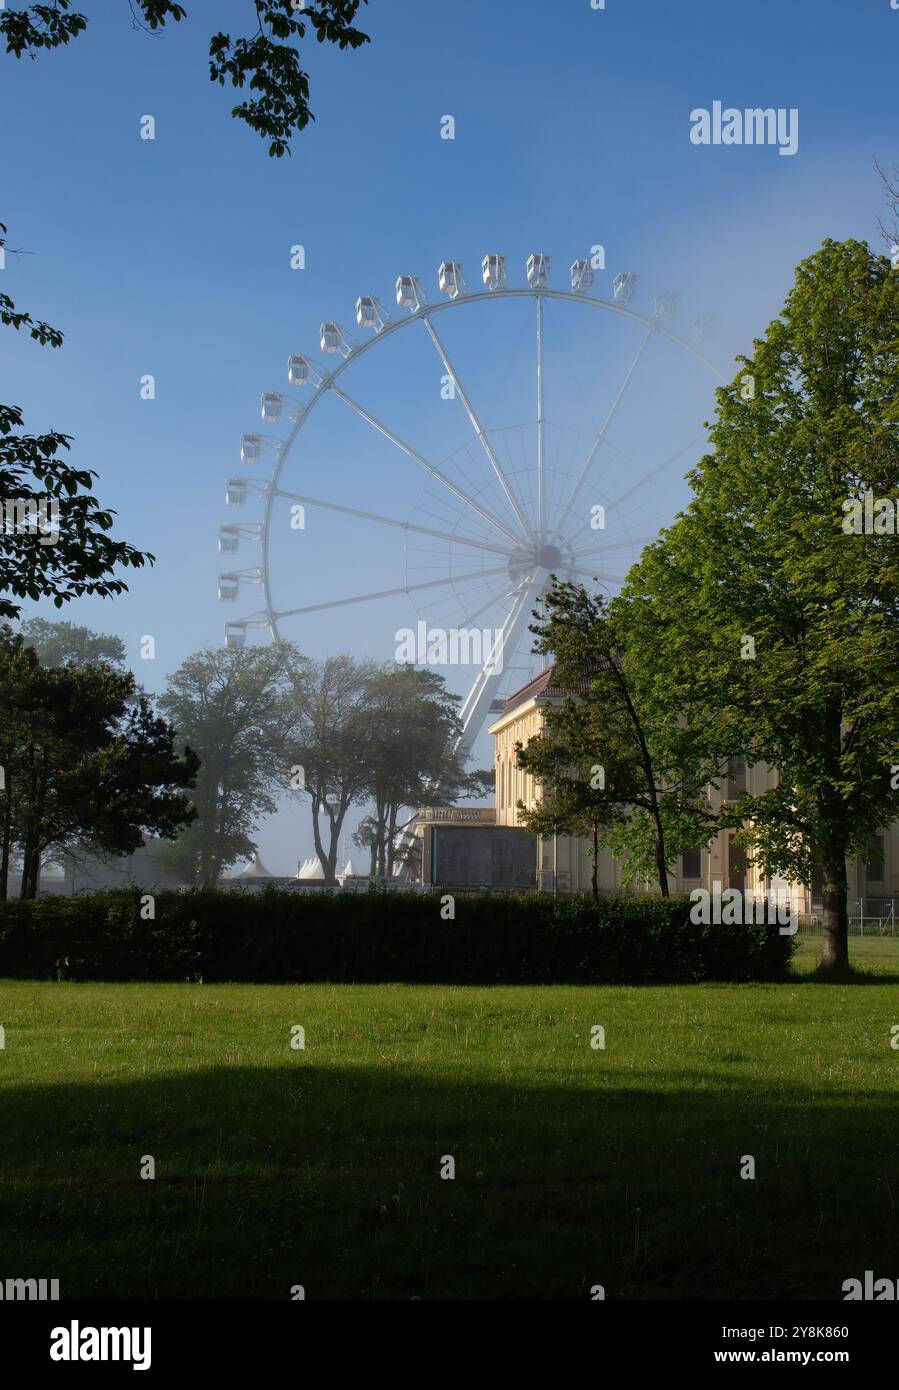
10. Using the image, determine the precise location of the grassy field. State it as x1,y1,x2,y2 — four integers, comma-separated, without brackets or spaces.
1,934,898,1300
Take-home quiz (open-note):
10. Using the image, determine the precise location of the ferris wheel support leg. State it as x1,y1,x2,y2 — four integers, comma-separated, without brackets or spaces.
537,295,546,541
454,574,543,765
392,576,542,881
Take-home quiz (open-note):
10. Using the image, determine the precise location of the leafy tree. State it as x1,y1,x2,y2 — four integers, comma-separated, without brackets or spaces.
19,617,126,668
0,626,197,898
622,239,899,975
876,159,899,251
157,643,297,884
517,580,716,897
285,654,379,885
0,224,152,622
1,0,370,158
0,621,128,890
354,665,492,879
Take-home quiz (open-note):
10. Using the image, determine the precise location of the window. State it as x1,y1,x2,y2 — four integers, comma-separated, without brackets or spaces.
726,756,746,800
727,833,748,893
865,836,885,887
681,848,702,880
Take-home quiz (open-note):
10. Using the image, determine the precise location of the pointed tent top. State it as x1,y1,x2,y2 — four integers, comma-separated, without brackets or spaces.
238,852,273,879
297,856,325,881
340,858,355,878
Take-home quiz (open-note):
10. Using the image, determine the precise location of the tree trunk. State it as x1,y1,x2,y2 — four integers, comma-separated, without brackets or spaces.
309,794,340,886
820,850,849,975
26,848,41,900
19,835,34,900
611,658,669,896
371,797,387,879
385,805,399,878
325,813,339,886
210,775,231,886
206,761,231,887
189,757,216,886
0,763,12,901
311,794,330,883
20,834,42,900
197,789,215,886
653,826,670,899
19,740,37,899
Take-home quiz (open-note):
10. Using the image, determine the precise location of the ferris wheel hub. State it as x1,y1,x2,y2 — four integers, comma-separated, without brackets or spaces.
508,540,570,585
535,543,563,570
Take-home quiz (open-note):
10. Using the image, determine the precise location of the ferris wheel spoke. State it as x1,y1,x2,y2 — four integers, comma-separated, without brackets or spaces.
274,489,515,558
603,433,706,514
421,316,535,543
561,430,703,550
536,295,546,539
568,534,660,560
567,567,629,584
549,326,655,545
273,564,511,620
327,382,524,550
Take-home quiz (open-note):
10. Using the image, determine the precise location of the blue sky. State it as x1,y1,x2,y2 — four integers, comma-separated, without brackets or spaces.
2,0,897,872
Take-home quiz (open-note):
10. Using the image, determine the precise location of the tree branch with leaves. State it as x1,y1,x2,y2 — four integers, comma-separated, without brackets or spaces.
2,0,370,158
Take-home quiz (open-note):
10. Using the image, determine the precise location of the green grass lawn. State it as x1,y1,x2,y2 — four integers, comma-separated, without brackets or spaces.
1,934,898,1300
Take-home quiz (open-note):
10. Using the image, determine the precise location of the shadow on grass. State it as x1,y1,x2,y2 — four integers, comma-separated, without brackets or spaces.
0,1064,895,1301
789,967,899,989
791,966,899,985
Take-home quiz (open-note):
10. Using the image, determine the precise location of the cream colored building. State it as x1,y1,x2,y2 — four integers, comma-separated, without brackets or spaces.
489,667,897,913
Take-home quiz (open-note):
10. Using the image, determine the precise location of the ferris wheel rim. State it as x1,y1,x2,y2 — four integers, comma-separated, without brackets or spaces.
256,285,727,641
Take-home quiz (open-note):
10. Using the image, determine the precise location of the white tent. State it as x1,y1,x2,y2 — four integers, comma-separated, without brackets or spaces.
297,856,325,881
237,852,273,879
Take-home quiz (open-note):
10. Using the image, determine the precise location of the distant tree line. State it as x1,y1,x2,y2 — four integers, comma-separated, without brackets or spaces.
157,645,491,887
0,618,492,896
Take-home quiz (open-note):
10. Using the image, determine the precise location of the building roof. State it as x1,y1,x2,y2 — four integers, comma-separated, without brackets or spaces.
500,663,600,717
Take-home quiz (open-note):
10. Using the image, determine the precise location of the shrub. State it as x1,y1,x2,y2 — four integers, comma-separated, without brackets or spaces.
0,888,796,984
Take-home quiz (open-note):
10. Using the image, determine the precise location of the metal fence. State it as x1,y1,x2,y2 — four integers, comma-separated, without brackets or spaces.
801,897,897,936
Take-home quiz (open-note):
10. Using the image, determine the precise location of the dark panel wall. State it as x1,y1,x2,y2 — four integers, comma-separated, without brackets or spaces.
428,825,537,888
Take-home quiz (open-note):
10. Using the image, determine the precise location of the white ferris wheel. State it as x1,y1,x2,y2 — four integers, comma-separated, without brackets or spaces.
218,251,724,765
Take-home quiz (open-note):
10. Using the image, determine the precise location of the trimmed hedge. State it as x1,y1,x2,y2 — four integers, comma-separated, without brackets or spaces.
0,887,795,984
